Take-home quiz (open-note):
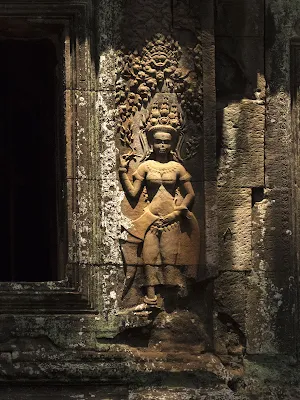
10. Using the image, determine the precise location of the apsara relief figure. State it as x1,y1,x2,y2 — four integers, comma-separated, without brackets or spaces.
119,100,200,307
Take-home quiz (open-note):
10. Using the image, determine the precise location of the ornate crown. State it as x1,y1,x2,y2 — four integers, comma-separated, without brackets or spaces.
146,99,182,136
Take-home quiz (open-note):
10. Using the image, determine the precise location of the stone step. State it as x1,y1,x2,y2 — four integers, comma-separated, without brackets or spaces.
0,291,95,314
0,280,75,292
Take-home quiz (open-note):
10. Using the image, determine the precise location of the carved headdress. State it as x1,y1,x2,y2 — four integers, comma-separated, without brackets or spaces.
141,98,184,160
146,99,181,137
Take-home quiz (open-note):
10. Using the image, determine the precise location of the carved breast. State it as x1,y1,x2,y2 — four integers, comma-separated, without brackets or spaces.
144,160,180,216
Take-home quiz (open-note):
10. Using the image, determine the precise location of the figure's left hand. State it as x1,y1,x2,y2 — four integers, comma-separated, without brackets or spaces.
161,210,181,226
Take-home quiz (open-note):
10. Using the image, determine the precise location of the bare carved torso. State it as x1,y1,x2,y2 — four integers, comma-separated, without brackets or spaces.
134,160,190,217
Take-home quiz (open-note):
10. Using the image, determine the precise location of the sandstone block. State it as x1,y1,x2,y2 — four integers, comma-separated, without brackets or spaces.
218,187,252,270
246,269,296,355
248,188,296,355
252,188,292,272
214,271,247,358
66,90,101,180
214,271,247,330
218,101,264,187
265,92,292,189
67,178,102,265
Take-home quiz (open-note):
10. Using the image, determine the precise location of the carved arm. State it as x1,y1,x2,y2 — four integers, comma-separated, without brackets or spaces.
162,181,195,225
119,156,144,198
176,181,195,212
119,171,144,198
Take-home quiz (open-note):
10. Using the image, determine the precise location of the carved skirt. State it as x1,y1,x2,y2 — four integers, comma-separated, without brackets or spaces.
142,221,185,288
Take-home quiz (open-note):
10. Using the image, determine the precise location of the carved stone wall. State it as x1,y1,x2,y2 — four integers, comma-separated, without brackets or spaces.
1,0,300,399
215,0,300,398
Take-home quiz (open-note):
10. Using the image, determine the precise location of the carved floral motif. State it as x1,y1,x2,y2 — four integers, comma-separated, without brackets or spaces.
116,33,203,159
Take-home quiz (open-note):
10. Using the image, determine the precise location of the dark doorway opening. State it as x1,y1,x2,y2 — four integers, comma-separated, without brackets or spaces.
0,39,58,281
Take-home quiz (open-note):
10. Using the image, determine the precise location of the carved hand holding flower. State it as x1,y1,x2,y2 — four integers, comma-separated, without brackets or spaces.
119,152,136,172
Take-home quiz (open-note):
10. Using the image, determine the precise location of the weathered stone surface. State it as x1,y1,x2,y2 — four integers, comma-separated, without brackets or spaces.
0,315,100,351
265,91,291,189
95,0,122,91
67,178,102,266
241,356,300,399
265,0,300,92
214,272,247,380
248,188,296,355
128,387,242,399
204,181,219,277
97,90,125,268
203,28,216,184
0,387,128,400
216,37,265,101
218,188,252,270
218,101,264,188
95,264,124,319
216,0,264,37
252,188,293,272
264,1,299,189
70,90,101,181
1,0,300,397
215,271,247,333
121,0,173,50
246,268,296,356
148,310,211,352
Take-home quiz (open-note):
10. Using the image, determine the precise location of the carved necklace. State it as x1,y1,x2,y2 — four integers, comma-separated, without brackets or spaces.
146,161,178,176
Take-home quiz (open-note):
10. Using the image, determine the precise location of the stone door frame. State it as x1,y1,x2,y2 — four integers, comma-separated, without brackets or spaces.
0,0,97,311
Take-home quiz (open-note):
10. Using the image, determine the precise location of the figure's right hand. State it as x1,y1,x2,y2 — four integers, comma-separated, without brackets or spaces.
119,155,129,171
119,152,136,172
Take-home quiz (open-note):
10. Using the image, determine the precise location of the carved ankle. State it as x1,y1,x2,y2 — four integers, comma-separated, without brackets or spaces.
144,295,158,305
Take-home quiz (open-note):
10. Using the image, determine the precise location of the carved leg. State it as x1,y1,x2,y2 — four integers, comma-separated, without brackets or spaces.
160,224,186,294
160,223,180,265
144,283,157,305
143,230,160,305
147,286,155,298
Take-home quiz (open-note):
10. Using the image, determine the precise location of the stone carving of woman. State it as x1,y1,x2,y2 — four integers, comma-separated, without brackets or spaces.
119,102,200,307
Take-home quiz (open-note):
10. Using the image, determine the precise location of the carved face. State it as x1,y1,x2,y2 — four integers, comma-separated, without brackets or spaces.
137,84,151,102
153,131,172,155
150,52,169,68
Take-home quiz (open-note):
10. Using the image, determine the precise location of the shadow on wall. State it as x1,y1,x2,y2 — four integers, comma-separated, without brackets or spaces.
215,1,298,362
